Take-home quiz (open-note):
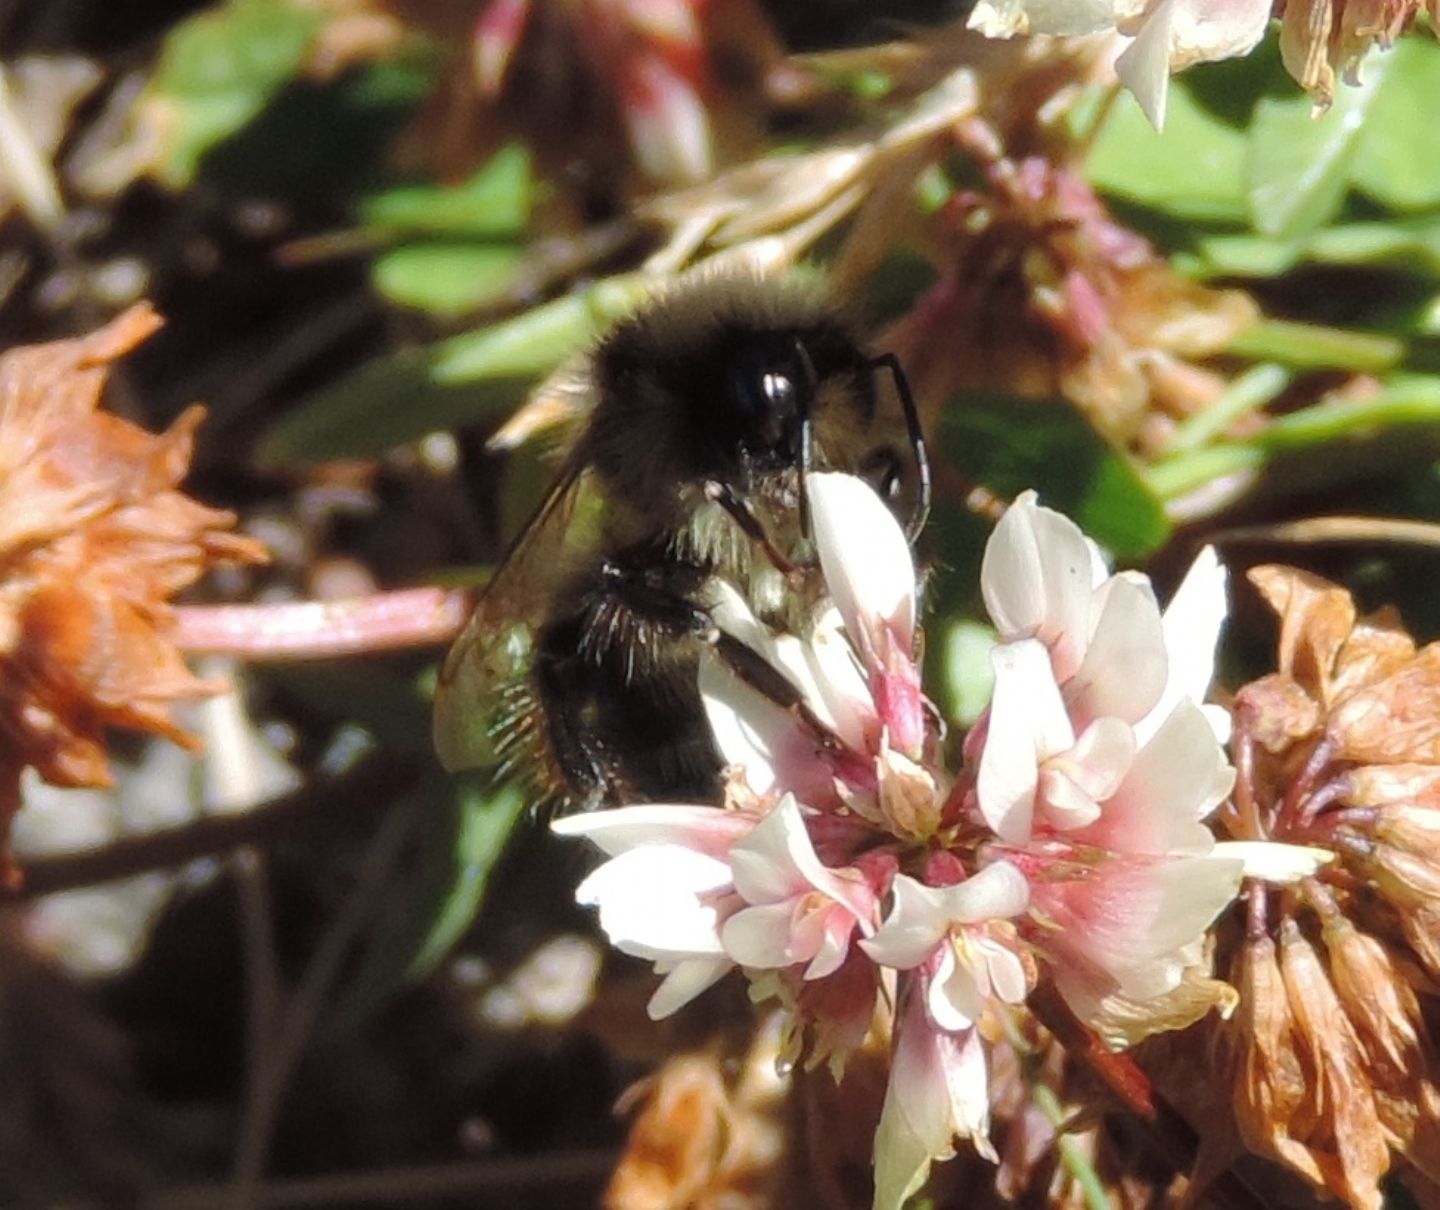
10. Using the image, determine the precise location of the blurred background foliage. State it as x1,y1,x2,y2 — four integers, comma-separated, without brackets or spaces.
3,0,1440,1204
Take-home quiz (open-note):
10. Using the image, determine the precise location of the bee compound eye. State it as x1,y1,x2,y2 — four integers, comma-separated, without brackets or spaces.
761,369,797,410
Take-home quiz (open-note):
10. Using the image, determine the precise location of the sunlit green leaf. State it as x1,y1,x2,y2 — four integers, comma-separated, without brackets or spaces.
1088,80,1248,222
937,395,1170,558
940,620,996,728
431,274,650,383
257,275,654,464
1351,38,1440,212
1247,60,1385,240
145,0,324,186
1225,318,1405,371
373,244,525,318
361,145,534,238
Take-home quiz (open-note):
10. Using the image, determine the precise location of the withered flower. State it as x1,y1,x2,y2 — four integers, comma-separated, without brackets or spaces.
0,306,266,888
1279,0,1440,107
1212,565,1440,1206
886,151,1256,450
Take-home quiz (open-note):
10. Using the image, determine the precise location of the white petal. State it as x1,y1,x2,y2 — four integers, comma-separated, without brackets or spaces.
938,860,1032,923
647,957,733,1019
980,493,1103,679
1164,0,1272,69
861,874,952,970
927,944,981,1032
576,846,730,959
977,638,1073,842
1082,701,1232,857
698,648,791,794
873,994,991,1210
1213,840,1335,883
1114,0,1178,128
808,471,917,660
552,803,750,858
976,936,1031,1005
720,900,799,968
1068,573,1167,725
1138,544,1229,745
864,864,1029,971
969,0,1124,36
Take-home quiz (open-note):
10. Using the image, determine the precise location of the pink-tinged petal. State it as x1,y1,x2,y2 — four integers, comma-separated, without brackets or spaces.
1038,768,1104,830
729,795,875,920
1081,700,1232,855
803,609,877,749
575,845,731,959
802,909,859,980
864,865,1030,970
619,52,712,183
552,803,751,859
978,638,1073,842
720,899,801,968
1035,853,1243,999
648,956,733,1019
874,989,993,1210
618,0,702,46
1067,573,1167,725
1139,544,1228,744
808,471,917,661
861,874,952,970
981,493,1106,680
472,0,532,96
1061,717,1135,802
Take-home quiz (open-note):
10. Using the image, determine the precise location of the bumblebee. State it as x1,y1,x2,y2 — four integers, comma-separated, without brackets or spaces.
434,270,928,810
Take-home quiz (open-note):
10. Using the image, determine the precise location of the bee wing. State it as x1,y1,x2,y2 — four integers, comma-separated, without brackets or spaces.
433,457,599,772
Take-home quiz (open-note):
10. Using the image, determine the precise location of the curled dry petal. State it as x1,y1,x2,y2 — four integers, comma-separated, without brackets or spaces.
0,305,266,886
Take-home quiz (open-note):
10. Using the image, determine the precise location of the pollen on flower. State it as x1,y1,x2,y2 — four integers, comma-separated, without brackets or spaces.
0,305,268,888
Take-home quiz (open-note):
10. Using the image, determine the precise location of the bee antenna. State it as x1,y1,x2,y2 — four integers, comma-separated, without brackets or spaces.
791,337,817,538
869,351,931,542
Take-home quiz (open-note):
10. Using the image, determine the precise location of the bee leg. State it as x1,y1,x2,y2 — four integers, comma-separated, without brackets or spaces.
709,631,847,757
701,480,814,579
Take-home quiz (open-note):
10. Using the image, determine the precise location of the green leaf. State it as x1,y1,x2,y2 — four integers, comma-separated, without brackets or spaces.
1351,38,1440,212
937,394,1170,558
256,346,532,465
430,274,651,384
1225,318,1405,371
256,275,653,465
1088,80,1248,223
1146,375,1440,499
372,244,525,318
939,620,996,728
361,145,534,238
1247,58,1386,240
336,772,527,1027
145,0,325,186
1303,218,1440,275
